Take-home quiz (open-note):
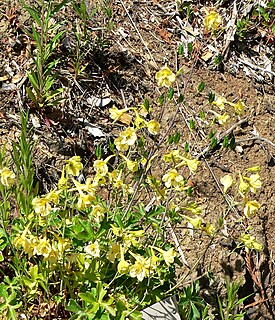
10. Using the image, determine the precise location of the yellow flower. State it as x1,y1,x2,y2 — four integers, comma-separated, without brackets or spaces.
94,159,108,176
244,199,261,218
147,120,160,135
65,156,83,176
212,96,227,110
238,173,250,195
176,156,200,174
155,65,176,88
58,166,67,190
77,192,94,210
182,203,202,215
201,223,216,236
91,204,106,223
162,248,176,266
84,241,100,257
243,173,262,193
162,169,184,188
246,166,260,172
117,245,130,274
45,189,59,204
120,154,138,172
114,127,137,151
111,224,123,237
163,150,182,163
211,111,230,124
184,216,203,229
204,11,222,31
240,234,263,251
227,100,246,115
233,100,246,115
134,110,146,129
129,253,150,281
123,229,144,247
107,243,120,263
109,106,131,122
34,237,52,258
220,174,234,193
0,167,15,188
32,197,52,217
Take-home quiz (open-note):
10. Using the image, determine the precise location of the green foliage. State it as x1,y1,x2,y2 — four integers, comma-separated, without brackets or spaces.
22,0,68,107
217,279,251,320
179,282,206,320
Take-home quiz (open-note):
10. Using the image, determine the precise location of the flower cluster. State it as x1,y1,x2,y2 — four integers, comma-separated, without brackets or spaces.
220,166,263,250
14,229,70,263
0,167,15,188
210,96,246,125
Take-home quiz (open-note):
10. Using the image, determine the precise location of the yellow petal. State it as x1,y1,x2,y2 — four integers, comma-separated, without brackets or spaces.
220,174,234,193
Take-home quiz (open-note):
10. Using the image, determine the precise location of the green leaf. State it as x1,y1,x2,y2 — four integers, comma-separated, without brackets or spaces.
158,93,165,106
167,88,174,100
189,119,195,130
208,92,215,103
174,132,180,143
178,44,184,55
26,87,38,105
187,42,193,53
197,82,205,92
184,142,189,152
23,5,42,27
66,299,83,313
210,137,217,149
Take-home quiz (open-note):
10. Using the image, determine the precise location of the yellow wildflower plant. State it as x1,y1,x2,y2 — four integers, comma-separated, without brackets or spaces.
133,109,146,129
238,173,250,195
246,166,260,172
176,156,200,174
117,245,130,275
90,204,106,223
109,106,132,123
155,64,176,88
243,199,261,218
227,100,246,115
34,237,52,258
114,127,137,151
243,173,262,193
0,167,16,188
32,197,52,217
107,242,120,263
123,229,145,247
147,120,160,135
45,189,60,204
162,169,184,188
163,149,182,163
93,159,108,176
65,156,83,176
240,234,263,251
77,192,94,210
93,155,114,177
119,154,138,172
129,253,151,281
201,223,216,236
153,247,176,266
184,216,203,229
211,110,230,125
84,241,100,258
204,10,222,31
58,166,68,190
220,174,234,193
182,203,202,215
212,96,228,110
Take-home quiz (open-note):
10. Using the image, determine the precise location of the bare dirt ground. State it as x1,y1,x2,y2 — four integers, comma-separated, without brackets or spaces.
0,0,274,319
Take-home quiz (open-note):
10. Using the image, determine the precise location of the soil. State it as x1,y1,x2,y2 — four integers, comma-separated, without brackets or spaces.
0,0,274,319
